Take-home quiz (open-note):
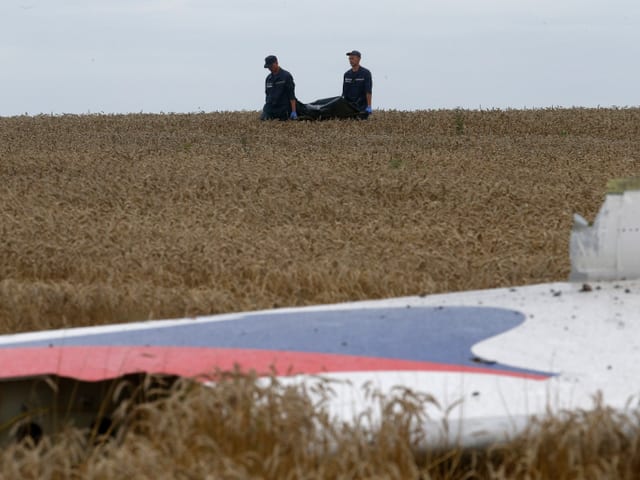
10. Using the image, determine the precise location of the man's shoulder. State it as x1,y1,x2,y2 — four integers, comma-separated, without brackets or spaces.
344,67,371,77
280,68,293,78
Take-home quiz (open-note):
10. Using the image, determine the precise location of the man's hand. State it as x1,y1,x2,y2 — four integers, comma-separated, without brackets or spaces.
365,106,372,114
290,111,298,120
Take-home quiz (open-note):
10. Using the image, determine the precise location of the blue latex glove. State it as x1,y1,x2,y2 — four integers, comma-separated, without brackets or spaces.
290,111,298,120
365,106,373,114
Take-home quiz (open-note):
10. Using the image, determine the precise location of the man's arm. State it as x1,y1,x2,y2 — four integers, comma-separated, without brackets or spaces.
287,73,296,105
287,73,297,118
365,70,373,112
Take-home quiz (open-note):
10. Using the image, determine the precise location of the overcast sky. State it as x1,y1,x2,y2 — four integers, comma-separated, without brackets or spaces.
1,0,639,116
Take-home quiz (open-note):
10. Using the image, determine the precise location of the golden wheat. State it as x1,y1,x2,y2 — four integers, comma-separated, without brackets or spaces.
2,109,638,333
1,376,638,479
1,109,640,478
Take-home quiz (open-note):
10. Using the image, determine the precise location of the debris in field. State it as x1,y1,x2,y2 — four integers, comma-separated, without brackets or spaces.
571,179,640,281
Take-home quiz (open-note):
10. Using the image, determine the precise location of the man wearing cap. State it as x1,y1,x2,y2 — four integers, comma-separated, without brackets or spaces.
261,55,297,121
343,50,373,119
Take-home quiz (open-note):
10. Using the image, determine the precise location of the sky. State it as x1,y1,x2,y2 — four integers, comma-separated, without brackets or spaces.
1,0,640,116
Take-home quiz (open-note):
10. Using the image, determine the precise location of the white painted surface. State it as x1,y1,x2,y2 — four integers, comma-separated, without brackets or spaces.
571,189,640,280
2,279,639,447
275,280,640,446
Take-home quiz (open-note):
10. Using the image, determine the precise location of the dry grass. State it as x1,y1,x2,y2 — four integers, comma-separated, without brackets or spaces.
2,108,639,333
1,375,639,479
1,108,640,477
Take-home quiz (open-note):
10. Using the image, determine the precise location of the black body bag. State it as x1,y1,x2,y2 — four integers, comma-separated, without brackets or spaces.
296,96,361,120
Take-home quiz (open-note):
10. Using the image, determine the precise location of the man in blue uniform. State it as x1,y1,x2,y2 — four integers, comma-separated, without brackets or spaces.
342,50,373,119
261,55,297,121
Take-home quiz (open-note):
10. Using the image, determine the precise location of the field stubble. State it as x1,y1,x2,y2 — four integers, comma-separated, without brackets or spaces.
1,108,640,478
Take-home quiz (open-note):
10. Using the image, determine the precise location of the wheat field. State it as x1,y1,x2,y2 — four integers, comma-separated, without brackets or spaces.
1,108,640,478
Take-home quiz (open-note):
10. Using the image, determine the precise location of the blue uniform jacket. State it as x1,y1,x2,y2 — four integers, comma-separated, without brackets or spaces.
265,68,295,116
342,66,372,112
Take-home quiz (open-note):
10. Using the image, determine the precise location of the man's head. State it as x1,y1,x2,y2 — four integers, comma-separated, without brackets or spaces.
346,50,361,68
264,55,279,73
